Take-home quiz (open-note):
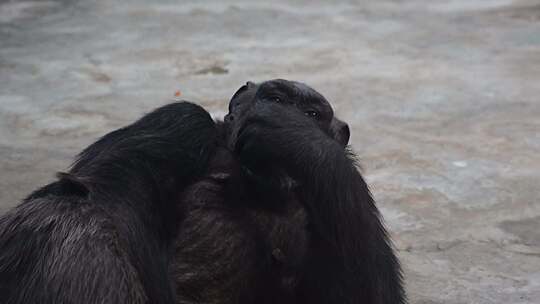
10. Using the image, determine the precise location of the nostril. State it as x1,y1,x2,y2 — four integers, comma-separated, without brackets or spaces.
225,114,234,122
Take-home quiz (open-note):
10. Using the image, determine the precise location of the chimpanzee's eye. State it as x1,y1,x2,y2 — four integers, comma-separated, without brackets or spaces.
268,96,282,103
305,110,319,119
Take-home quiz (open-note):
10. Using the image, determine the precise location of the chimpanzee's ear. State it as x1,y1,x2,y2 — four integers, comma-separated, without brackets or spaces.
231,81,257,102
330,117,350,147
230,84,247,101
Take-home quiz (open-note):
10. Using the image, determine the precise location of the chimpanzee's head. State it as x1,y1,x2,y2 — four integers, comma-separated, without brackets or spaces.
225,79,350,147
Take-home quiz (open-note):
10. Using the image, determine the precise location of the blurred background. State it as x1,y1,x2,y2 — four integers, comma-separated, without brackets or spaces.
1,0,539,303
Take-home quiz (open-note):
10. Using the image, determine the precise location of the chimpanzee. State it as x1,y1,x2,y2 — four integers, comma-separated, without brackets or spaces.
0,79,404,304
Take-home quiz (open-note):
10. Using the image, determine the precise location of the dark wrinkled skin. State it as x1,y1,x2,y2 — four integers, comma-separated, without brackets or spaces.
0,79,404,304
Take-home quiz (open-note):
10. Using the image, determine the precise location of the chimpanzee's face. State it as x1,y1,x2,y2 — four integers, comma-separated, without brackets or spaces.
225,79,350,147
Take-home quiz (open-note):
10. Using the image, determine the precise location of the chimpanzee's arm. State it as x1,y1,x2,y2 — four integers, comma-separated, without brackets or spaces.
235,102,405,304
293,141,405,304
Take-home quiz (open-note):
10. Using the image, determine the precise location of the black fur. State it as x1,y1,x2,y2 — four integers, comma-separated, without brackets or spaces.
0,102,217,304
0,80,405,304
169,79,404,303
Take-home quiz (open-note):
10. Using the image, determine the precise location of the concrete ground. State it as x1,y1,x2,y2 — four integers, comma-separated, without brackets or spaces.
1,0,539,303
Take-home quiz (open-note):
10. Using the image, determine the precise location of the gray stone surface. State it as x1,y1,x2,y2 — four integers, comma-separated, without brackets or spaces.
1,0,539,303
